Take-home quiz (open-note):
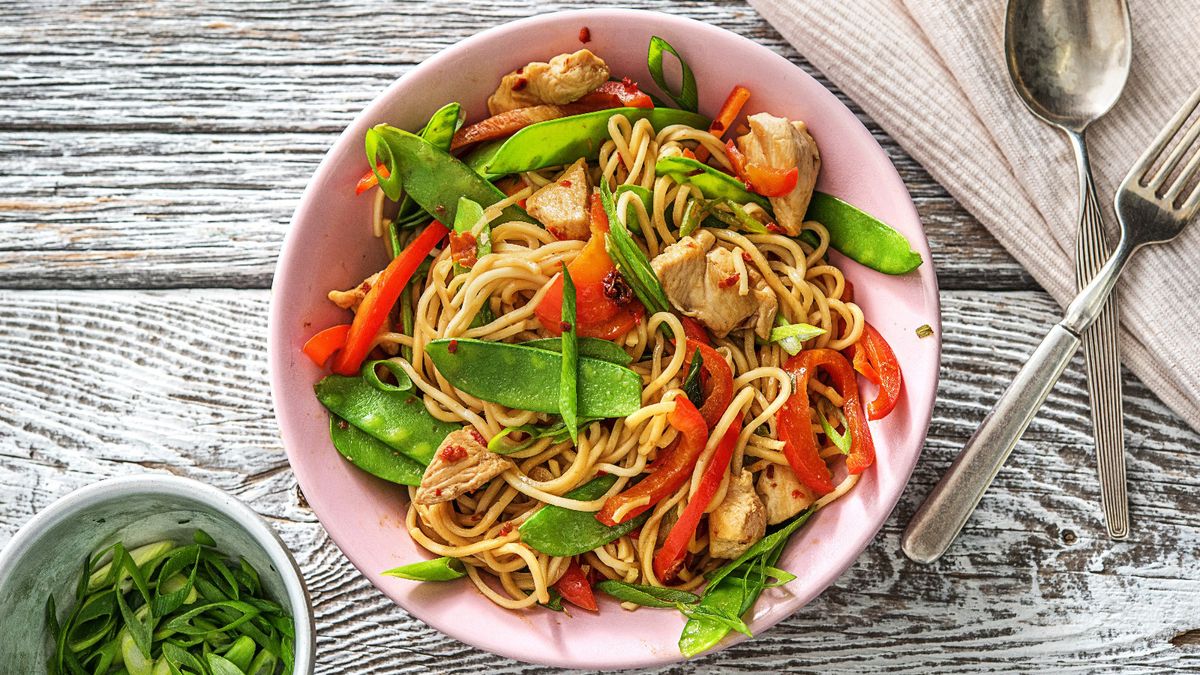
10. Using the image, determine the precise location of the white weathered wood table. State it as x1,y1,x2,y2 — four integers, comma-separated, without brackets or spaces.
3,1,1199,672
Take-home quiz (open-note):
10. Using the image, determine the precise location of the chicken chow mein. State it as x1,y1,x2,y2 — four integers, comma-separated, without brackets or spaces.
302,34,922,656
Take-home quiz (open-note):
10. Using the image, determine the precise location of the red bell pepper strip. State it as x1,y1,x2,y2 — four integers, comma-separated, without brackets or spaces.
355,163,390,195
778,349,876,489
653,415,743,582
680,339,733,430
696,84,751,162
588,78,654,109
301,324,351,367
596,397,709,526
331,221,449,376
679,317,711,346
553,558,598,611
857,322,903,420
846,343,881,385
724,139,799,197
536,194,643,340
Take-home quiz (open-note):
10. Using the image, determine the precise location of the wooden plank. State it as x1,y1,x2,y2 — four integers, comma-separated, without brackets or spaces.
0,288,1196,671
0,0,1034,291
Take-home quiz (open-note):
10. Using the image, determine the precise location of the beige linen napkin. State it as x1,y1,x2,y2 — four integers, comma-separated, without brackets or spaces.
748,0,1200,431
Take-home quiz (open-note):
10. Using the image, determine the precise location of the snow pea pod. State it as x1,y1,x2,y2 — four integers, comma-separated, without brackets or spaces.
314,374,459,465
389,102,463,254
382,557,466,582
521,336,632,365
518,475,650,557
328,415,425,486
366,124,536,225
481,107,710,175
804,192,923,274
424,338,641,418
655,156,771,210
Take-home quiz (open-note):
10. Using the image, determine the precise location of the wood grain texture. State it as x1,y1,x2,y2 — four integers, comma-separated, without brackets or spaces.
1,0,1195,672
0,0,1032,292
1,290,1198,673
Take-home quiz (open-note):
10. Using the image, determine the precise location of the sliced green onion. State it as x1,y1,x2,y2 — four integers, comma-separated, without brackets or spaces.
682,348,704,406
817,402,851,454
600,180,669,315
916,323,935,338
361,359,414,392
647,36,699,112
770,318,826,355
382,557,467,582
679,198,704,237
539,588,565,612
595,580,700,608
559,264,580,444
708,197,769,234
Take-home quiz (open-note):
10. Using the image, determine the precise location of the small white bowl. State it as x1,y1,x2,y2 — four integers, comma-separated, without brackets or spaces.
0,474,315,673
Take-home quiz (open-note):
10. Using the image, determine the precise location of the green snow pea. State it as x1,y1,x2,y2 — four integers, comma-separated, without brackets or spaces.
389,102,463,254
481,107,710,175
518,475,650,557
678,509,815,656
366,124,536,225
314,374,459,465
521,336,632,365
596,580,700,608
328,415,425,486
655,156,771,210
804,192,923,274
382,557,466,582
424,338,641,418
463,139,506,180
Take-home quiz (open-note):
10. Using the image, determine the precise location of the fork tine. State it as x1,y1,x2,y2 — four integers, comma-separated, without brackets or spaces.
1134,85,1200,186
1163,139,1200,207
1147,108,1200,192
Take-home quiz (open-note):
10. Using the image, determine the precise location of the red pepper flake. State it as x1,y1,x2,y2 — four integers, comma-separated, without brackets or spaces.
560,320,574,332
434,204,446,214
718,273,741,289
358,280,372,292
498,522,514,536
337,419,350,431
792,489,804,499
710,120,725,133
560,179,572,187
579,26,591,43
601,268,633,305
512,77,528,91
766,464,775,479
468,428,486,445
547,225,565,240
597,469,608,476
741,251,753,263
439,444,468,462
434,488,443,497
766,222,784,233
515,67,524,75
448,339,459,354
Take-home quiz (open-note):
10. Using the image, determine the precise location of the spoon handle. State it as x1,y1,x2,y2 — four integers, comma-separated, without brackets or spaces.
1068,129,1129,541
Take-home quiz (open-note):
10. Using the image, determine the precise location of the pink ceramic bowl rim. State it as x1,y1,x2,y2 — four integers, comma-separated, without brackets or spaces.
269,8,940,669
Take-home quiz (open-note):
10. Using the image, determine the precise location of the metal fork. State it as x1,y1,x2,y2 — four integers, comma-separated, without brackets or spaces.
902,85,1200,564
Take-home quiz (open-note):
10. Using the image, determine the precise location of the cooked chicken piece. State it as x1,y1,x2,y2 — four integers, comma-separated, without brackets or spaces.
735,112,821,236
488,50,611,115
650,230,778,338
525,158,591,240
755,463,816,525
708,471,767,559
415,428,515,505
328,272,380,312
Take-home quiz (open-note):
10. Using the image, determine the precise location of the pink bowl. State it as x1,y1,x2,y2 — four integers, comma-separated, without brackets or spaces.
269,9,940,668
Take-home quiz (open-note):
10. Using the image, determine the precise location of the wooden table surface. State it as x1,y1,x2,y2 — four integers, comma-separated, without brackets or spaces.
3,1,1199,672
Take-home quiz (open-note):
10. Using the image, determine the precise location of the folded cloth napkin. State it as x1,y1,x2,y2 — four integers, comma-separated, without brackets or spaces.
749,0,1200,431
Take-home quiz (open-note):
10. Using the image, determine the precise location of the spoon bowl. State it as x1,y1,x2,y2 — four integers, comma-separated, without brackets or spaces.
1005,0,1132,131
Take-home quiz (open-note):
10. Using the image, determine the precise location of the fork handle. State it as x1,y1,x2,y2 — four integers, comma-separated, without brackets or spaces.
902,323,1081,563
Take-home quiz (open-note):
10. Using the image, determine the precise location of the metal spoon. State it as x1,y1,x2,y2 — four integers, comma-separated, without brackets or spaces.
1004,0,1133,541
902,0,1133,563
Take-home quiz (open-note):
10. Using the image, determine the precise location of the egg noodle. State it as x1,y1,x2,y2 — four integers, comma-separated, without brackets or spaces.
346,114,865,609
